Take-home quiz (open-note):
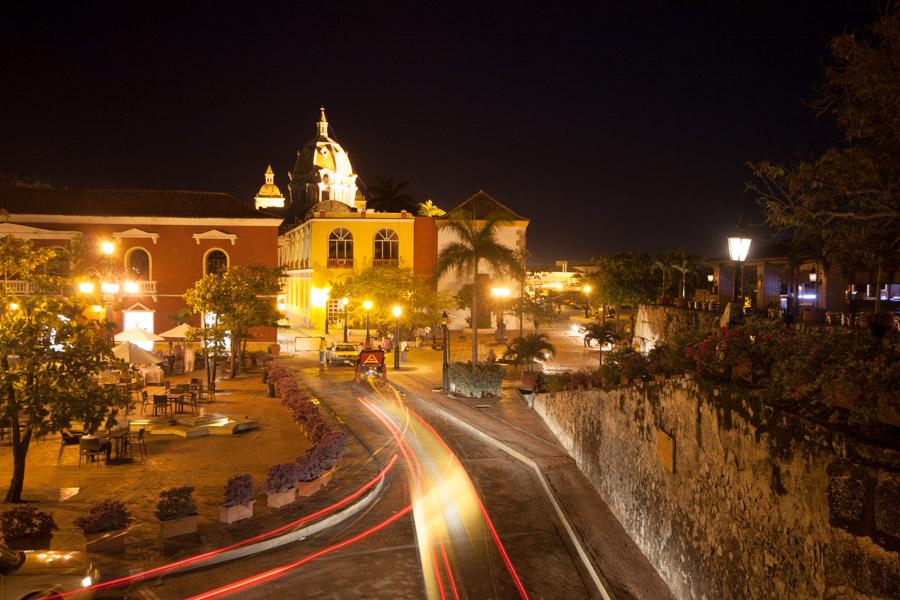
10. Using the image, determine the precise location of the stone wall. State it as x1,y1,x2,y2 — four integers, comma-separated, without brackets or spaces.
632,304,720,353
535,381,899,600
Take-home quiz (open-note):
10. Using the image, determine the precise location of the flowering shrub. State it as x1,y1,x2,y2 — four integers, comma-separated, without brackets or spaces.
295,451,329,482
73,500,132,534
309,431,347,470
155,486,197,521
0,506,58,540
222,474,255,507
266,463,298,494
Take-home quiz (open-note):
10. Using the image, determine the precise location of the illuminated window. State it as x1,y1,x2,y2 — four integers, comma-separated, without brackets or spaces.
126,248,151,280
205,250,228,275
327,228,353,267
373,228,399,266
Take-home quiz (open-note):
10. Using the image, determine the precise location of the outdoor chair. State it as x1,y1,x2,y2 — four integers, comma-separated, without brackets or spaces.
78,437,107,468
152,394,170,417
139,390,151,414
57,430,82,464
185,392,199,415
126,428,147,461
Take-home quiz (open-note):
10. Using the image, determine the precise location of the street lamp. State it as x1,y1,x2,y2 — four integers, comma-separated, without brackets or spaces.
582,284,593,318
341,297,349,343
727,233,751,304
392,305,402,370
490,287,510,336
441,310,450,392
363,300,373,346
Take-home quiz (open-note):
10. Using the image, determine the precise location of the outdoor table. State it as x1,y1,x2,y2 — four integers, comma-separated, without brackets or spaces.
97,430,131,464
168,393,186,414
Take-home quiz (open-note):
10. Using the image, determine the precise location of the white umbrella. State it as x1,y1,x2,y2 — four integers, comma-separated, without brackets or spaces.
158,323,192,340
114,326,164,344
111,342,164,366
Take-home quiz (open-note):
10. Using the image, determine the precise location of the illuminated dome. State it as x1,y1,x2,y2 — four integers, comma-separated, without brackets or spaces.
289,108,359,217
254,165,285,210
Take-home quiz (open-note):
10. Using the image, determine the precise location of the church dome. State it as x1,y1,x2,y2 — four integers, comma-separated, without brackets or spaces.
289,108,359,216
254,165,285,210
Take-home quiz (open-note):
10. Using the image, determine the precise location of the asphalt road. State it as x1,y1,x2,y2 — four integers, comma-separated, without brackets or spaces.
129,356,594,599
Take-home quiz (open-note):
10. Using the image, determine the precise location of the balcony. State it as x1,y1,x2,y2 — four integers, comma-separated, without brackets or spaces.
3,280,31,295
327,258,353,268
123,280,158,295
373,258,399,268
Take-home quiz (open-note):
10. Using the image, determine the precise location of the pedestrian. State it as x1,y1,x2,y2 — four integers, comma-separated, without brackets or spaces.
486,348,496,363
400,340,408,363
319,336,327,366
382,336,391,352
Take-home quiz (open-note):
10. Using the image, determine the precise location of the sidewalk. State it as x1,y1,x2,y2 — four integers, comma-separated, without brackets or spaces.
0,364,379,582
385,345,673,600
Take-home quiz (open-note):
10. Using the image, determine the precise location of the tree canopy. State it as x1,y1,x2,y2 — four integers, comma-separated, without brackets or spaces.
366,177,417,212
747,10,900,311
329,267,453,333
0,236,126,502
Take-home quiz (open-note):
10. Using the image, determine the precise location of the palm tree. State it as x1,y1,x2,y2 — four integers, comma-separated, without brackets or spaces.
507,333,555,372
582,322,619,349
366,177,417,212
669,249,700,300
437,215,521,363
652,255,672,300
417,199,446,217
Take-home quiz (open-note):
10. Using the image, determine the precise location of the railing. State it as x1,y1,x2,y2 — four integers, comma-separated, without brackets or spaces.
124,280,158,295
373,258,399,268
327,258,353,268
3,280,31,295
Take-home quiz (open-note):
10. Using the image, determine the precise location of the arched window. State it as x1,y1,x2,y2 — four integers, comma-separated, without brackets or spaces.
126,248,151,280
205,249,228,275
373,228,399,266
327,228,353,267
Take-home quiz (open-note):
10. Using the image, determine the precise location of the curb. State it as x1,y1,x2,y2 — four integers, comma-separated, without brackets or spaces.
389,380,614,600
165,467,389,576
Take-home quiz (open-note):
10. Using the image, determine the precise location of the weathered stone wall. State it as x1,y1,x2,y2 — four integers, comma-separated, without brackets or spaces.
633,305,720,353
535,381,899,600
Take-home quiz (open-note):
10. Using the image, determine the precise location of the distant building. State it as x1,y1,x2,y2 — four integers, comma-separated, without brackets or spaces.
0,185,281,347
274,111,529,331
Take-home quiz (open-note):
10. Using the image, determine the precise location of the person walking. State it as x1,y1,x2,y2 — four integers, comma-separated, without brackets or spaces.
400,340,408,363
319,337,327,366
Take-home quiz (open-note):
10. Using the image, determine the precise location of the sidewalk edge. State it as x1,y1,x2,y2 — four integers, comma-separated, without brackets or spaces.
391,381,614,600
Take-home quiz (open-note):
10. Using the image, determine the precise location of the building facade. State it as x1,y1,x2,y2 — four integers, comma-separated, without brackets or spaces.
0,186,281,346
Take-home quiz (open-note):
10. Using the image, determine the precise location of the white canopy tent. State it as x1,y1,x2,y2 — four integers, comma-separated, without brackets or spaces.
158,323,191,340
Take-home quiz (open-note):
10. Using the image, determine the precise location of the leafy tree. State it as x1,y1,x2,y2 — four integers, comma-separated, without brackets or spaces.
505,333,555,372
519,295,557,330
747,10,900,313
582,322,620,348
366,177,417,212
329,267,452,335
437,215,521,362
184,274,232,389
588,253,657,308
221,266,283,376
417,199,446,217
0,237,125,503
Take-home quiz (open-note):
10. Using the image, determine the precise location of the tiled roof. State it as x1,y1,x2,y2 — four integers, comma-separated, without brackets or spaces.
445,190,527,221
0,187,275,219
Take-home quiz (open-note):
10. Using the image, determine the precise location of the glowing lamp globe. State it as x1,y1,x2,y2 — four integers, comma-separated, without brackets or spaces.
727,236,751,262
392,305,402,318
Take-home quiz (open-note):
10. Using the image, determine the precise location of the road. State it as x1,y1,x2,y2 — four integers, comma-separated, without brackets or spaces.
129,355,595,599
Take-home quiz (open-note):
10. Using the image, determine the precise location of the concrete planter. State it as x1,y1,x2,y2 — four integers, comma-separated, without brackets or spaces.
160,515,198,538
219,501,254,525
267,488,296,509
296,469,334,497
85,528,127,552
5,535,52,550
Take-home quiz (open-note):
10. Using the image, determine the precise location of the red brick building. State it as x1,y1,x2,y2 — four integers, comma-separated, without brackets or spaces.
0,186,282,346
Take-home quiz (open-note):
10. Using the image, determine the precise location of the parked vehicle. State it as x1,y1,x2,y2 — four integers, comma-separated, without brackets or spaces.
0,545,98,599
327,344,359,366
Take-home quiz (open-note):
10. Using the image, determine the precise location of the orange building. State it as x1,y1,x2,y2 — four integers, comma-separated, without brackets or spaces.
0,186,282,347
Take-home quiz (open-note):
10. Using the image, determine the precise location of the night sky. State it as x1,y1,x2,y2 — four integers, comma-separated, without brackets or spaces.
0,2,874,263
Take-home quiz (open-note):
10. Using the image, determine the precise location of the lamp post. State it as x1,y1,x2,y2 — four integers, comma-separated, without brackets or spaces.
809,266,818,309
727,233,751,305
490,286,510,339
341,297,349,343
582,284,593,318
392,305,402,370
363,300,373,346
99,241,118,345
441,311,449,392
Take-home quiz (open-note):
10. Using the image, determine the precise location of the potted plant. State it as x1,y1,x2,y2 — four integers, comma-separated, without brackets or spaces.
220,475,255,524
294,453,328,497
265,463,297,509
0,505,58,550
74,499,132,552
156,486,198,538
